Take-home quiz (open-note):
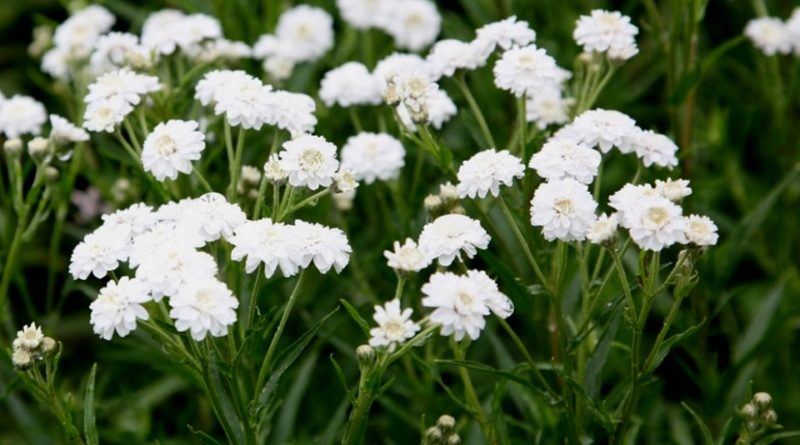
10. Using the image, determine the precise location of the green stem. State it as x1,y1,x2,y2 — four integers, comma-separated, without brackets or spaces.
497,195,551,294
228,126,247,200
451,338,495,444
281,188,331,218
193,165,214,193
497,318,556,396
454,73,496,148
516,96,528,157
256,270,306,393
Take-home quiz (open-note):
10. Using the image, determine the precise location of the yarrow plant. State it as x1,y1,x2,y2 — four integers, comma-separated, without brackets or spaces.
2,1,798,445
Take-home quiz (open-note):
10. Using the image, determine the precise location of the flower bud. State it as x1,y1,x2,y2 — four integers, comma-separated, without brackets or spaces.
41,337,57,354
424,195,442,211
753,392,772,410
424,426,443,443
45,166,60,182
762,409,777,426
27,136,50,161
741,403,757,419
3,138,23,157
12,348,33,370
436,415,455,433
355,344,376,370
264,155,287,184
445,433,461,445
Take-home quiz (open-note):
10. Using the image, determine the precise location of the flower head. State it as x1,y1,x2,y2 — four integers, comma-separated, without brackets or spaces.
90,277,151,340
294,221,352,274
493,45,563,97
170,278,238,341
0,95,47,138
684,214,718,247
341,132,405,184
14,323,44,350
587,213,618,245
229,218,305,278
384,238,431,273
69,227,129,280
385,0,441,51
574,10,639,60
142,120,206,181
456,149,525,198
279,134,339,190
745,17,792,56
369,299,420,351
630,129,679,169
418,214,490,266
319,62,382,107
473,16,536,58
529,138,601,184
530,178,598,242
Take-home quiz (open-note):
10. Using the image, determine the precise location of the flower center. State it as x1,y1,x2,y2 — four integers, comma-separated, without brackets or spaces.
646,207,669,226
457,290,474,307
554,198,573,215
384,320,405,338
195,289,214,308
690,221,709,236
154,135,177,156
300,149,324,171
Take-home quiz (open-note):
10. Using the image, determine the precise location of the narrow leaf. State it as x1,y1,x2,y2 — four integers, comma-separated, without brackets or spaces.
681,402,714,445
83,363,99,445
339,299,370,337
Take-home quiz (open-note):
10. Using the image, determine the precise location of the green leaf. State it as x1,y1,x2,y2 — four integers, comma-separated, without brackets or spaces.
584,304,623,400
643,318,706,376
329,354,355,404
733,278,786,363
339,298,370,337
680,402,714,445
251,307,339,434
754,431,800,445
187,424,224,445
83,363,98,445
436,359,558,405
206,357,246,444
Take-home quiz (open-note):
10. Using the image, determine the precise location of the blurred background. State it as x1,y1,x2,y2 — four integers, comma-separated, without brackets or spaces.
1,0,799,443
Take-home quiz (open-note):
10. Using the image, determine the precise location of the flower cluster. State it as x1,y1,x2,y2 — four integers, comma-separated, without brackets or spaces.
70,194,352,341
337,0,441,51
82,68,161,133
745,8,800,56
573,10,639,60
10,323,57,370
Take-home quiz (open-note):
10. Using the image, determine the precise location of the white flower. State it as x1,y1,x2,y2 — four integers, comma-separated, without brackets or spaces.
684,214,718,247
493,45,563,97
421,270,512,341
41,47,71,80
279,134,339,190
142,120,206,181
84,68,161,107
49,114,89,144
141,9,187,55
384,238,431,272
184,193,247,242
608,183,660,222
273,91,318,137
341,132,405,183
529,138,601,184
337,0,392,29
565,109,640,153
587,213,618,244
456,149,525,199
426,39,482,80
530,178,598,242
334,168,359,193
368,299,420,351
319,62,383,107
188,39,252,63
90,32,152,75
473,16,536,59
374,52,430,94
788,9,800,54
745,17,792,56
199,71,276,129
0,95,47,138
624,196,686,251
574,10,639,60
263,57,296,81
134,244,217,300
90,277,151,340
418,214,491,266
526,88,573,129
426,89,458,129
655,178,692,202
294,221,352,274
630,129,679,168
264,154,288,183
82,97,133,133
230,218,305,277
127,221,204,268
385,0,441,51
173,14,224,53
52,5,115,60
100,202,156,239
275,5,334,62
69,227,129,280
14,323,44,350
170,278,238,341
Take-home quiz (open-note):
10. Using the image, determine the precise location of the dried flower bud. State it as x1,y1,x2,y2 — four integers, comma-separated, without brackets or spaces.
3,138,23,157
356,344,375,370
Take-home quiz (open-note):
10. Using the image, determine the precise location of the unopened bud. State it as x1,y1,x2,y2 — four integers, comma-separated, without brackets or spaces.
424,195,442,211
45,166,60,182
356,344,375,370
445,433,461,445
762,409,778,426
753,392,772,410
741,403,757,419
41,337,57,354
27,137,50,161
425,426,443,442
3,138,23,157
436,415,455,433
438,182,459,202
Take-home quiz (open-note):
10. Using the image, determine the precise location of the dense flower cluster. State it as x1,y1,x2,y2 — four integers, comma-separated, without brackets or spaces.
10,323,57,370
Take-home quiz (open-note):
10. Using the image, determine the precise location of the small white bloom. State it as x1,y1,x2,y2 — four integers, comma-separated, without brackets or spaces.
456,149,525,199
565,109,640,153
427,89,458,130
319,62,383,107
82,97,133,133
90,32,152,75
745,17,792,56
336,0,393,29
41,47,71,80
334,168,359,193
170,278,238,341
608,183,660,222
530,178,598,242
0,95,47,138
655,178,692,202
529,138,601,184
230,218,305,277
384,238,431,273
788,9,800,54
279,134,340,190
368,299,420,351
49,114,89,144
135,244,218,300
587,213,618,244
84,68,161,107
418,214,491,266
202,71,276,129
69,227,129,280
52,5,115,61
14,323,44,350
141,9,187,55
142,120,206,181
493,45,563,97
90,277,151,340
623,196,686,251
188,38,252,63
100,202,156,239
373,52,430,95
294,221,352,274
385,0,441,51
684,214,718,247
264,154,288,183
275,5,334,62
341,132,405,184
185,193,248,242
526,88,573,129
12,348,33,368
422,270,512,341
630,129,679,168
574,10,639,60
273,91,318,137
426,39,482,80
473,16,536,59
